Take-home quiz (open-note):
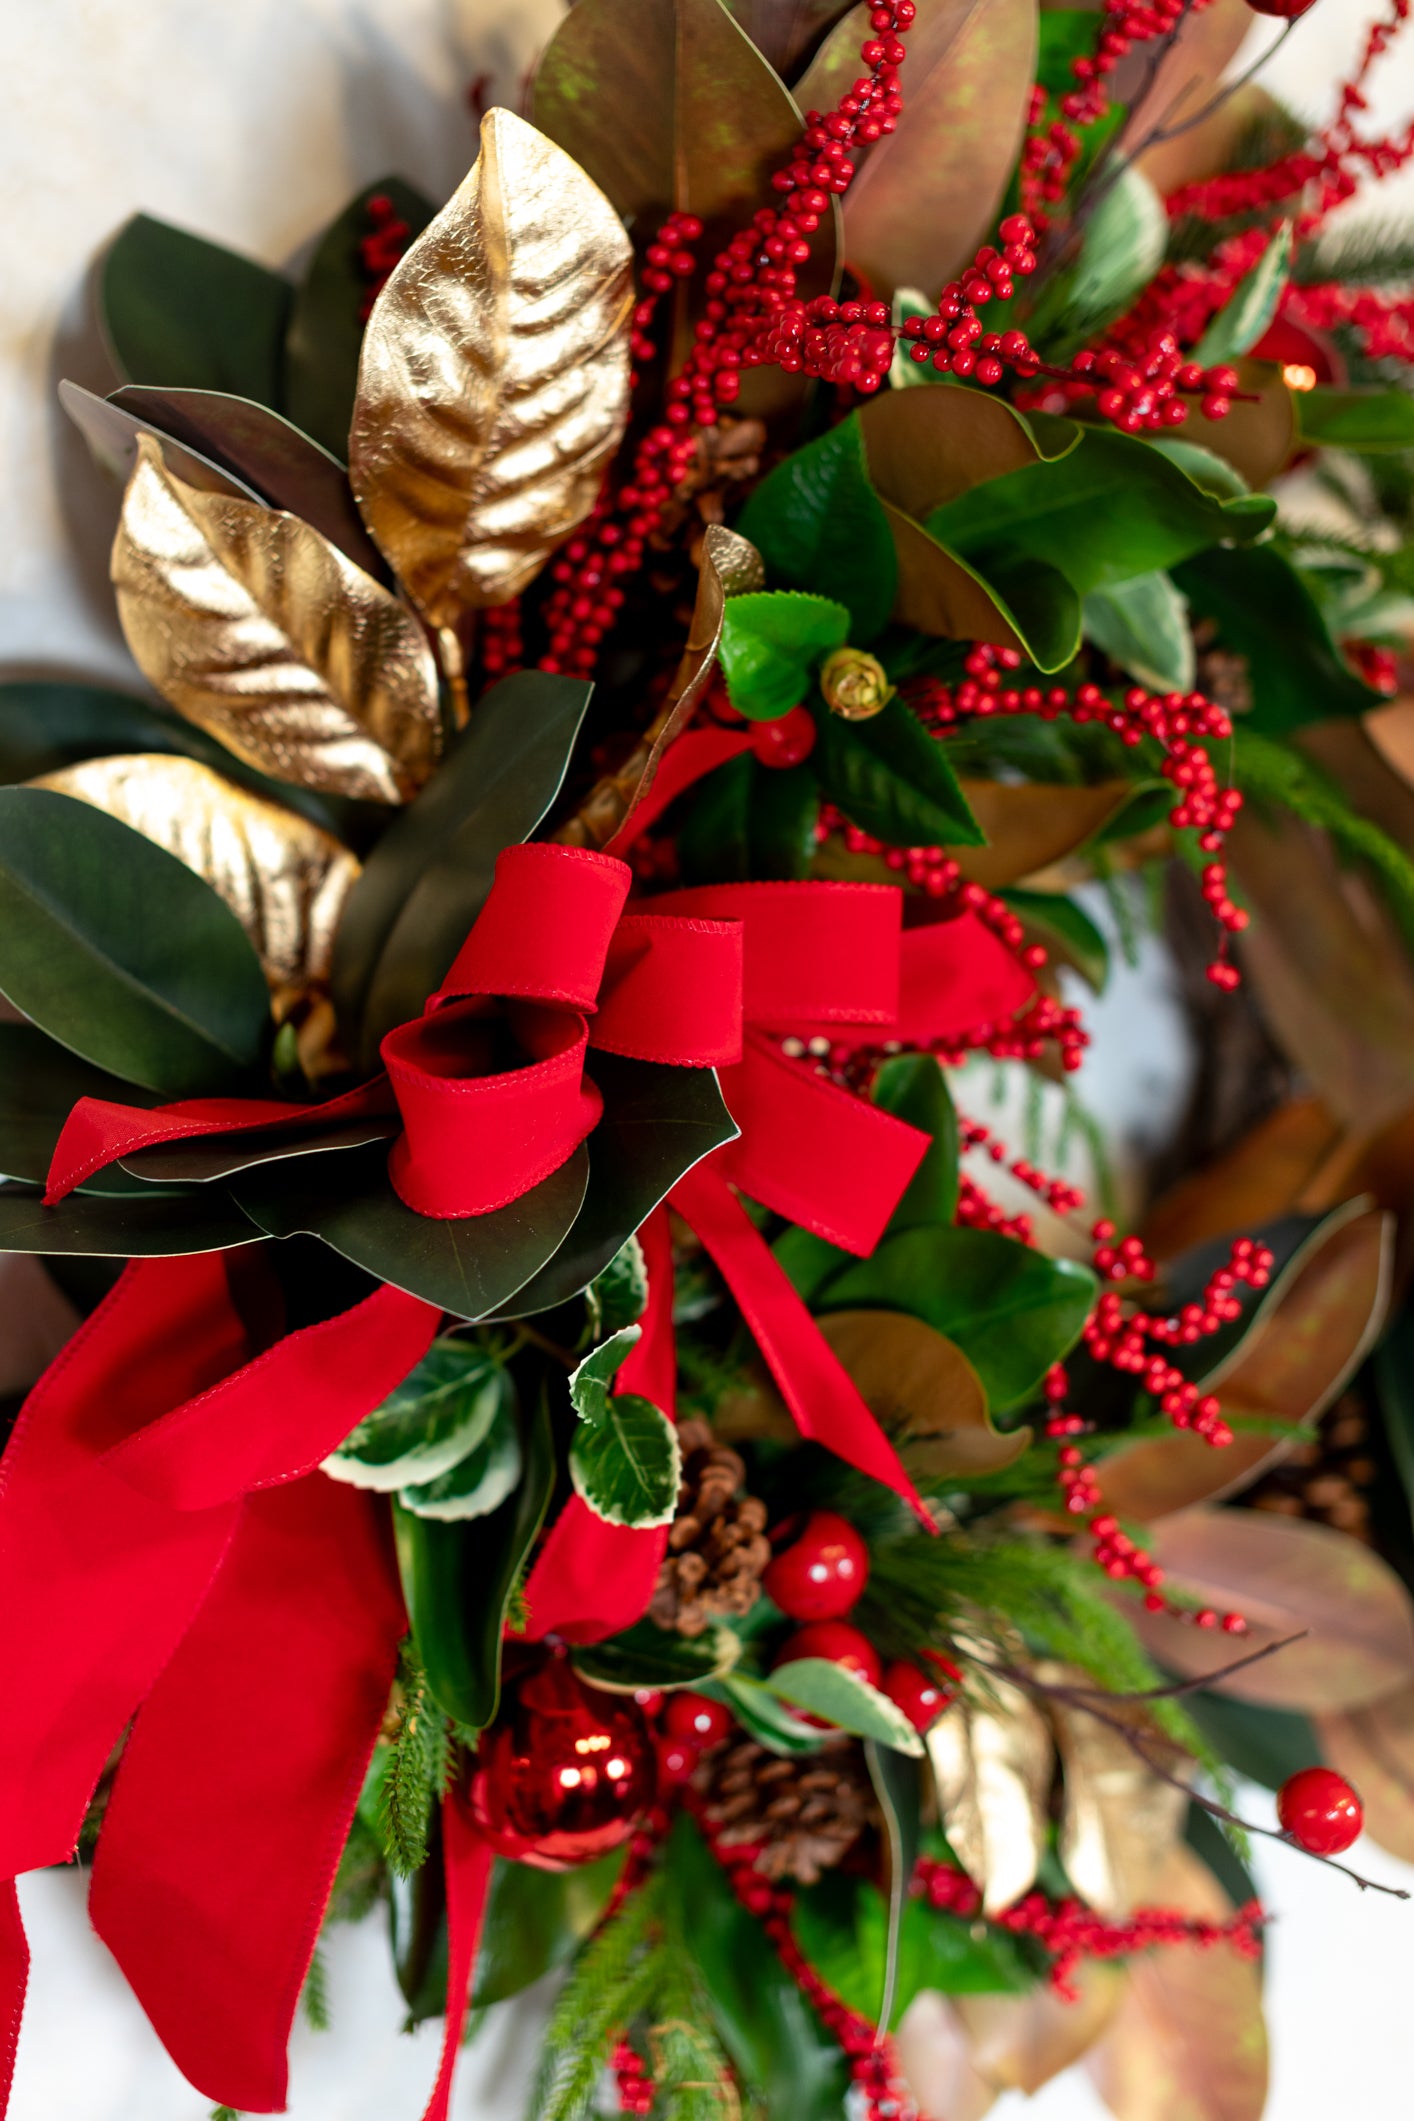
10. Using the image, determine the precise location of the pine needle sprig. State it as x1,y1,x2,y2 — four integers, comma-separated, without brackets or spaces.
301,1943,331,2032
645,1950,738,2121
378,1638,451,1878
528,1876,665,2121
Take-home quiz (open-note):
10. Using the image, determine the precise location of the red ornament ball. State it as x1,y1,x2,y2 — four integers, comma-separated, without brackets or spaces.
1277,1766,1363,1855
750,704,817,769
881,1659,956,1732
764,1511,869,1621
1243,0,1318,15
466,1655,656,1870
663,1691,734,1749
776,1619,882,1689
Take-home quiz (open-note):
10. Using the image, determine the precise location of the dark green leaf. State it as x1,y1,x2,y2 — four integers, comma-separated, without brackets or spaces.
0,1021,160,1191
389,1855,448,2026
1174,545,1379,735
573,1619,739,1694
570,1325,643,1425
0,1185,256,1257
865,1739,923,2033
767,1658,924,1753
749,759,820,880
1374,1305,1414,1547
0,788,270,1095
472,1849,626,2008
1183,1690,1321,1794
569,1393,681,1526
101,213,291,406
398,1388,522,1521
873,1052,961,1231
332,672,593,1066
120,1115,399,1188
818,1225,1097,1410
676,751,755,885
792,1868,1031,2028
1083,571,1195,693
324,1334,508,1490
284,177,437,461
1184,1804,1262,1951
737,415,899,640
234,1142,590,1320
1295,386,1414,454
810,693,983,847
504,1057,738,1318
394,1385,556,1730
719,592,850,721
1001,888,1110,993
586,1235,649,1339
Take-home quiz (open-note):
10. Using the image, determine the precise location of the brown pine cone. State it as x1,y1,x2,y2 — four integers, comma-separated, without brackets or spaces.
700,1734,877,1886
647,1420,771,1637
1244,1388,1375,1542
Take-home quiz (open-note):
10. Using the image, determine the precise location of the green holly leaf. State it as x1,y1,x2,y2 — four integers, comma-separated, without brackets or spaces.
818,1225,1098,1411
569,1325,643,1425
398,1387,522,1521
573,1620,740,1694
1174,545,1379,734
102,213,291,407
570,1393,681,1527
1194,224,1293,366
1295,386,1414,454
718,592,850,721
586,1234,649,1339
1083,571,1195,693
737,416,898,641
324,1336,509,1491
0,788,270,1096
810,694,983,847
766,1658,924,1754
284,176,437,460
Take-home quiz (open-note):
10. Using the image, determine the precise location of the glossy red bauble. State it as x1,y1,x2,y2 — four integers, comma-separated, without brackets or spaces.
749,704,817,769
466,1655,656,1870
1277,1766,1363,1854
776,1620,882,1689
663,1691,734,1749
764,1511,869,1621
881,1659,956,1732
1243,0,1318,15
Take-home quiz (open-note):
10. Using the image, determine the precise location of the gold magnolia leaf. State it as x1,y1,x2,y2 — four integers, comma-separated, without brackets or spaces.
349,107,633,626
112,436,440,804
954,1961,1128,2097
1043,1677,1188,1918
1085,1843,1268,2121
815,1310,1031,1479
1317,1682,1414,1864
926,1680,1053,1915
894,1993,999,2121
34,756,360,990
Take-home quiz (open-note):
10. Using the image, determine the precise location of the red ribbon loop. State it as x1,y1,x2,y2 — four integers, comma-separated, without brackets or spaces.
652,879,901,1027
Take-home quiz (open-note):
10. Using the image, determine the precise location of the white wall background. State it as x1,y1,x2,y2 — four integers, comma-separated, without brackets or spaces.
3,3,1414,2116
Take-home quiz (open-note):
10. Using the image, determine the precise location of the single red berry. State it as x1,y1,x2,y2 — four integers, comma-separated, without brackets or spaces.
655,1735,698,1787
776,1620,882,1689
881,1659,955,1731
750,703,817,769
663,1691,733,1749
1243,0,1317,14
1277,1766,1363,1854
764,1511,869,1620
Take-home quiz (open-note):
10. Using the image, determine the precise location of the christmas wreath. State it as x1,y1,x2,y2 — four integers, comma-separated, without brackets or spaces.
3,1,1414,2117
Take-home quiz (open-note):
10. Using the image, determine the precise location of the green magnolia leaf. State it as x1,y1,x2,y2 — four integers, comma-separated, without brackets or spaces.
119,1114,399,1189
0,788,270,1096
1083,571,1195,693
234,1142,590,1320
1295,386,1414,454
284,177,437,461
875,1052,960,1232
818,1226,1098,1410
573,1620,740,1693
677,751,755,885
472,1849,627,2009
0,1185,257,1258
586,1234,649,1339
1174,545,1379,734
865,1739,924,2033
332,671,593,1066
1001,888,1110,994
102,213,291,407
398,1388,523,1521
810,694,983,847
1183,1689,1322,1794
926,424,1275,599
1194,224,1293,366
1057,165,1167,349
767,1658,924,1754
395,1387,556,1730
0,1021,161,1192
1148,436,1255,501
570,1393,681,1527
737,417,899,641
502,1057,738,1318
750,759,821,880
718,592,850,721
570,1325,643,1425
324,1335,508,1490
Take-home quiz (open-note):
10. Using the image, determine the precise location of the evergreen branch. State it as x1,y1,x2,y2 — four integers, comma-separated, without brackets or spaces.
378,1638,450,1879
211,2108,242,2120
646,1951,739,2121
301,1943,330,2033
528,1875,665,2121
1294,219,1414,288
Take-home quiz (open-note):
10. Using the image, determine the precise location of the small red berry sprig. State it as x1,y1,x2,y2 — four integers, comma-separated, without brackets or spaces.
359,193,414,319
914,1854,1265,1999
611,2038,655,2116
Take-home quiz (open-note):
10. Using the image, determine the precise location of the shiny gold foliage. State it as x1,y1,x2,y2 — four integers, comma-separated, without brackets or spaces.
35,755,360,989
1046,1685,1187,1919
350,108,633,624
112,437,440,804
927,1676,1052,1914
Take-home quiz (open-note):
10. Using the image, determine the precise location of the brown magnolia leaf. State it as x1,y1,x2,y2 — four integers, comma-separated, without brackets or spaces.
1045,1680,1188,1917
1086,1843,1267,2121
558,524,764,850
816,1309,1031,1478
1300,716,1414,859
1365,695,1414,794
1129,1506,1414,1713
0,1256,81,1399
1142,1098,1345,1264
883,503,1029,650
955,1960,1127,2096
1190,360,1295,491
957,780,1139,889
1101,1205,1393,1523
802,0,1038,298
1138,83,1284,205
1230,806,1414,1133
722,0,857,76
350,108,633,626
34,756,361,989
1317,1682,1414,1865
112,436,440,804
894,1992,998,2121
1129,0,1260,193
927,1679,1053,1913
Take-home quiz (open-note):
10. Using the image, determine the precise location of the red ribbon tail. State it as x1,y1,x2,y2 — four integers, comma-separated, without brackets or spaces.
0,1884,27,2118
670,1165,932,1527
421,1794,494,2121
603,726,754,857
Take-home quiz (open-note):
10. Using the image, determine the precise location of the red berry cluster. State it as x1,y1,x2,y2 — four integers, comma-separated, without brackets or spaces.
912,647,1247,986
913,1855,1265,2001
359,192,414,319
612,2038,655,2115
478,597,524,681
651,1689,735,1790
